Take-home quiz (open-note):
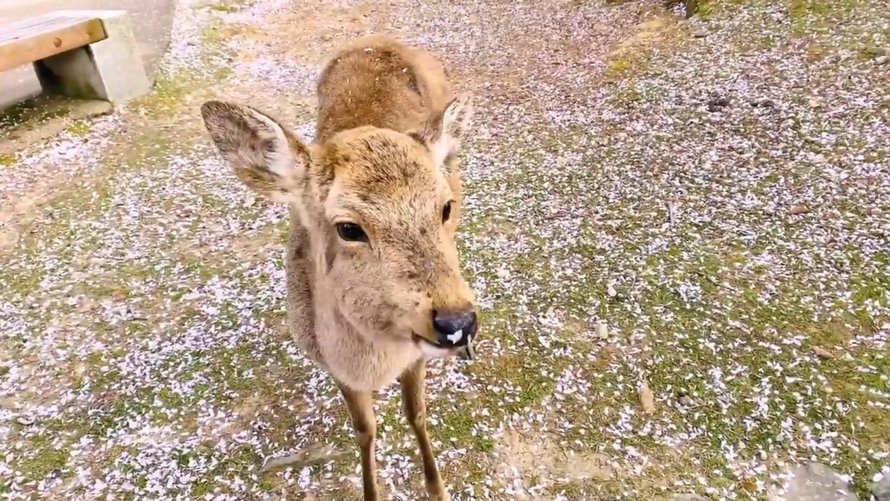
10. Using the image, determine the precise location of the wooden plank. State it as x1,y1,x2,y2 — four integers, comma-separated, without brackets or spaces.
0,17,106,73
0,13,97,43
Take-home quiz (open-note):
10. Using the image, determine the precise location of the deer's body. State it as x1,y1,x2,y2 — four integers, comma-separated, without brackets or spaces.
201,35,476,500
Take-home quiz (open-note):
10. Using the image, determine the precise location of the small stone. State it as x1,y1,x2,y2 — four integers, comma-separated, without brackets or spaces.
640,380,655,414
595,320,609,339
692,30,708,38
873,473,890,501
870,47,890,57
752,98,776,108
672,495,707,501
679,395,694,406
769,462,857,501
707,96,731,112
876,56,888,65
790,204,810,215
16,416,34,426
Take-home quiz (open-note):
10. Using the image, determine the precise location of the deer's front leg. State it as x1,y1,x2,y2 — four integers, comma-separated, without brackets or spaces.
400,360,449,501
339,383,380,501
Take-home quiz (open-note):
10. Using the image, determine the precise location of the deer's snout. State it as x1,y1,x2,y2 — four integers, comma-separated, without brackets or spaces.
432,308,477,347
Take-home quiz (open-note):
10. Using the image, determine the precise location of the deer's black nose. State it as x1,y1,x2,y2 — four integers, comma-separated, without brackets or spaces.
432,309,477,346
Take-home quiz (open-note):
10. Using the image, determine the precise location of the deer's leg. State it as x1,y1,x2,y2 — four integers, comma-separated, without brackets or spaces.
339,383,379,501
400,360,449,501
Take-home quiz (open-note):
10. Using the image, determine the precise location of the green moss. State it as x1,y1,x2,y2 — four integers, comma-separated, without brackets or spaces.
694,0,714,19
66,120,92,137
209,2,237,12
0,153,16,167
0,98,71,132
788,0,864,36
18,434,69,481
132,72,193,114
605,57,633,79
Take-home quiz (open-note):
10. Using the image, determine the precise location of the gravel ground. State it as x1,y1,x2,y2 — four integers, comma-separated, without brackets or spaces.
1,0,888,499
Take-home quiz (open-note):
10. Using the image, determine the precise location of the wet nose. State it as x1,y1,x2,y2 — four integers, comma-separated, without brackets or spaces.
432,309,478,346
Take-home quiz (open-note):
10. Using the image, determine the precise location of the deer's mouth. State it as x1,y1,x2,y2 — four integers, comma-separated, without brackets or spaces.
412,333,476,361
412,332,444,350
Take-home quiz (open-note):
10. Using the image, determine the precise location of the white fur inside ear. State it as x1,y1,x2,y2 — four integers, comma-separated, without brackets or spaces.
429,135,456,169
429,96,473,169
247,108,297,183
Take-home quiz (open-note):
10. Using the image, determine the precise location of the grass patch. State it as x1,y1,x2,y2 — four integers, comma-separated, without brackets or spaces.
0,97,70,131
788,0,864,36
65,120,92,137
15,433,70,483
209,2,237,12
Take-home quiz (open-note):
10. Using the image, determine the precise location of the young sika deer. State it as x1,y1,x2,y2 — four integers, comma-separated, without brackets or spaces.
200,35,477,500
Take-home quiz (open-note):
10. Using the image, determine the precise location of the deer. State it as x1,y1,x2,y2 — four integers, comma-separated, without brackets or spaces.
199,35,478,501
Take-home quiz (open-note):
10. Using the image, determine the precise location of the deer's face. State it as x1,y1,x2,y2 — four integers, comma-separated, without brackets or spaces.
312,128,476,355
200,99,478,358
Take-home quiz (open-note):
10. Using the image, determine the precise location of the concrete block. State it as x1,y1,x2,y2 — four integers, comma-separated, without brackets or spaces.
34,10,151,105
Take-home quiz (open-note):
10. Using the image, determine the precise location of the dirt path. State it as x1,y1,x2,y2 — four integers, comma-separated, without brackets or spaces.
1,0,888,499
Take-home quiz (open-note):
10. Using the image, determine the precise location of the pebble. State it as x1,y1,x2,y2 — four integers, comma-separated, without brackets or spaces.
873,473,890,501
640,380,656,414
595,320,609,339
16,416,35,426
707,96,731,112
752,98,777,108
769,463,857,501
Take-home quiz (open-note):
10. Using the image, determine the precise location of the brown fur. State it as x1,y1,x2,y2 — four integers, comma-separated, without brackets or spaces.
200,35,476,500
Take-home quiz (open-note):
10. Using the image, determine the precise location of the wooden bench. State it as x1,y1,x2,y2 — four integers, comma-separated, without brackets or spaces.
0,10,150,105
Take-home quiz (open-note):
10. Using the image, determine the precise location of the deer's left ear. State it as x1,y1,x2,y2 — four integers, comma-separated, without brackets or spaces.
200,100,313,203
409,94,474,171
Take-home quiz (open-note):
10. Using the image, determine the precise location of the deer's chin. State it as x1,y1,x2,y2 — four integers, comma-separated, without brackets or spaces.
412,333,454,359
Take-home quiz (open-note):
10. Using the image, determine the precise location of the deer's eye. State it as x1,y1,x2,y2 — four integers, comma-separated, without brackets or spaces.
442,201,453,223
336,223,367,242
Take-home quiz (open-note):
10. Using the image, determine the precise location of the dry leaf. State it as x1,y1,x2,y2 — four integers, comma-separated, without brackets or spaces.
639,380,655,414
790,204,810,215
812,346,834,359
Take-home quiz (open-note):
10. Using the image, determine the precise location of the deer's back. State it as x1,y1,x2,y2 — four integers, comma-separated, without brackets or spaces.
315,35,453,143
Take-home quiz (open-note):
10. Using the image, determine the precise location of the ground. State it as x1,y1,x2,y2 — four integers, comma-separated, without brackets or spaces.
1,0,889,499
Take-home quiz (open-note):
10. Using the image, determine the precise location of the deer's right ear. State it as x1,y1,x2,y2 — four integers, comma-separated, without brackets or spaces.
200,100,311,203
